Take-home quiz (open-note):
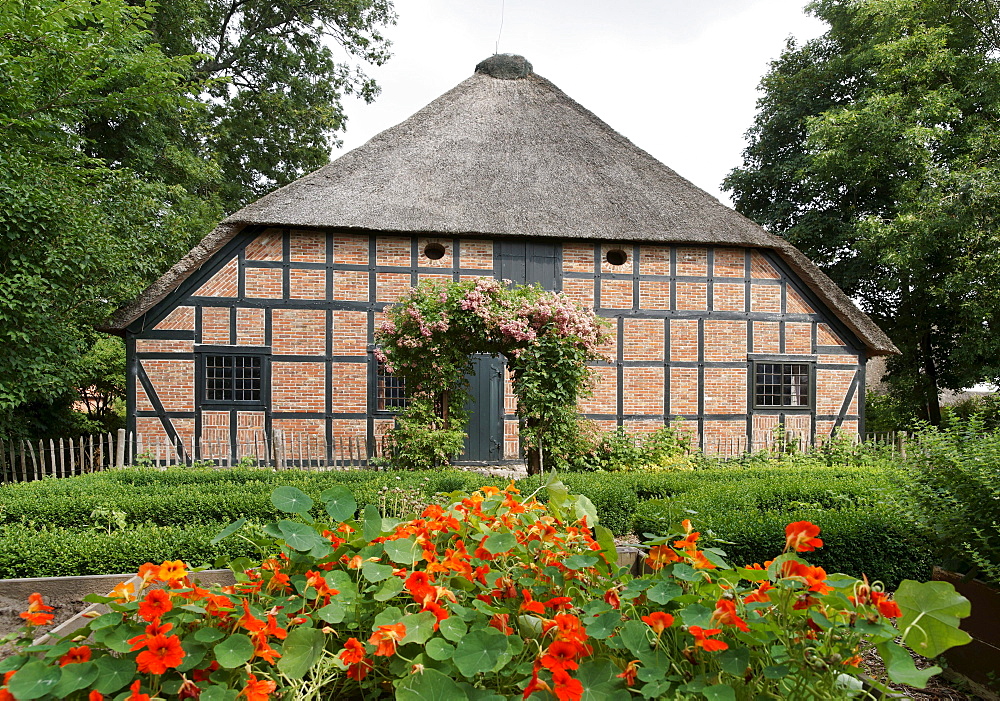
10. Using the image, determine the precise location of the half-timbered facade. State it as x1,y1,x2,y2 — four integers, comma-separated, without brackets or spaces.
104,54,897,462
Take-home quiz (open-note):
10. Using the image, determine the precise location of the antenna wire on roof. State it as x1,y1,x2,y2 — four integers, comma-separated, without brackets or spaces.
495,0,504,55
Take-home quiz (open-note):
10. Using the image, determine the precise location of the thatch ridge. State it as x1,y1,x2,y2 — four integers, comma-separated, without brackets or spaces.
101,58,896,356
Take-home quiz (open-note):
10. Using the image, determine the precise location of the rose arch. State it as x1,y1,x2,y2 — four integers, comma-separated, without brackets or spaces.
374,277,610,473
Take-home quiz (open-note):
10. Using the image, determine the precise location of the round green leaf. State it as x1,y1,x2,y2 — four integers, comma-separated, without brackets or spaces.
895,580,973,658
7,660,61,700
703,683,737,701
93,656,137,694
211,517,247,544
277,520,322,551
362,561,394,583
563,554,599,570
278,626,326,679
51,661,99,697
214,633,254,669
194,627,226,643
375,576,406,602
385,537,421,565
322,485,357,522
318,600,346,624
396,667,468,701
426,638,456,661
482,532,516,555
453,628,509,677
439,616,467,642
271,486,314,514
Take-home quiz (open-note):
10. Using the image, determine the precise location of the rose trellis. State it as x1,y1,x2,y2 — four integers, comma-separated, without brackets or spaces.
375,278,610,471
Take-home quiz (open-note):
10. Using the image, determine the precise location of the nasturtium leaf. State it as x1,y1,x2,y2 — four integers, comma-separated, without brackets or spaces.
703,683,736,701
463,687,504,701
544,474,570,510
426,637,456,661
718,648,750,677
326,570,359,604
362,561,394,583
809,610,832,631
277,520,322,551
375,576,405,602
563,554,599,570
482,532,517,555
453,628,509,677
8,659,62,699
763,665,789,679
374,606,404,629
878,640,941,687
396,667,469,701
51,661,98,697
585,610,622,639
679,603,714,628
214,634,254,669
619,620,651,655
700,548,730,569
385,537,422,565
439,616,467,642
671,563,703,581
894,580,972,657
89,611,123,630
573,495,599,526
92,657,137,694
278,626,326,679
194,626,224,644
318,600,346,624
200,685,240,701
211,517,247,544
363,504,383,541
646,581,682,604
0,656,27,674
400,611,438,646
322,485,357,522
595,524,617,560
175,638,206,672
271,486,313,514
575,658,630,701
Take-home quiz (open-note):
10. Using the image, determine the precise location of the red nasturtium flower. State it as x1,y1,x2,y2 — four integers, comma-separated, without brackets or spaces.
135,634,185,674
88,691,103,701
688,626,728,652
489,613,514,635
58,645,91,666
20,592,54,626
137,588,173,622
540,640,583,671
617,660,640,687
640,612,674,635
711,598,750,632
550,667,584,701
241,674,277,701
785,521,823,552
0,671,15,701
369,623,407,657
339,638,367,665
126,680,150,701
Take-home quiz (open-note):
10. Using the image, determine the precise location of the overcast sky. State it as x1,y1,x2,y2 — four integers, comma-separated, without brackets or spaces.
335,0,828,206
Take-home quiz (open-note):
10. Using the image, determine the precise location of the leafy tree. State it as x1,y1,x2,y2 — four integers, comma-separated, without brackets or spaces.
86,0,395,210
725,0,1000,424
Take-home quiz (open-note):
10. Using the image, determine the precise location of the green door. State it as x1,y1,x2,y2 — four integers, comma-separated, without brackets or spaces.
459,354,504,463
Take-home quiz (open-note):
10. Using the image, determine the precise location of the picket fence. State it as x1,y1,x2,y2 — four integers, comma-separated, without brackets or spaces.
699,430,912,458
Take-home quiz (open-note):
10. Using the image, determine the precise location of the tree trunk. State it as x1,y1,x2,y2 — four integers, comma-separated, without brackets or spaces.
921,332,942,426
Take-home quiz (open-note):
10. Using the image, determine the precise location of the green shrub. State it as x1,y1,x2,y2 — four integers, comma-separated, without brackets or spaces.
0,522,259,578
898,419,1000,584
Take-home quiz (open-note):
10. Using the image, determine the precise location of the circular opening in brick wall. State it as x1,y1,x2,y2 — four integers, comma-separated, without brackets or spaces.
423,242,446,260
605,248,628,266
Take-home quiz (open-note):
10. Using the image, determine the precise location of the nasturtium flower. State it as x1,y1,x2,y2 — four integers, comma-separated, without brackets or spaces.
688,626,728,652
241,674,277,701
58,645,91,666
137,589,172,622
540,640,583,671
135,634,185,674
87,691,103,701
19,592,54,626
339,638,367,665
641,611,674,635
369,623,407,656
785,521,823,552
617,660,640,687
125,679,150,701
159,560,188,583
711,599,750,632
550,667,584,701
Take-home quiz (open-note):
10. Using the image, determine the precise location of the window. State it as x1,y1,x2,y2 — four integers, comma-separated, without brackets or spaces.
198,346,269,406
754,362,811,408
376,361,408,411
423,242,446,260
605,248,628,266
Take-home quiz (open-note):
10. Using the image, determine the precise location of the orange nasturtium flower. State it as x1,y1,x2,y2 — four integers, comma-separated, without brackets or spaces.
339,638,367,665
640,612,674,635
241,674,277,701
784,521,823,553
125,680,151,701
711,598,750,632
137,588,173,622
87,691,104,701
369,623,407,657
617,660,640,687
159,560,188,583
58,645,91,666
645,544,680,570
688,625,728,652
135,634,185,674
20,593,55,626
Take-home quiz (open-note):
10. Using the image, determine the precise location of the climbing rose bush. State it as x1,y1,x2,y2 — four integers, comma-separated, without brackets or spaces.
0,481,971,699
375,278,611,470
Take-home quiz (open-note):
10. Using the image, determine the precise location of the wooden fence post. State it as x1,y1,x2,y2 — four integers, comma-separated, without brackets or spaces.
116,429,126,468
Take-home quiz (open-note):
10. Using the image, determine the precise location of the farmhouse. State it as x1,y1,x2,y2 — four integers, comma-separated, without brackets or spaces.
103,54,896,463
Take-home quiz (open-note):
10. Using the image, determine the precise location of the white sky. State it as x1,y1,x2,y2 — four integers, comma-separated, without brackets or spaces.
336,0,828,206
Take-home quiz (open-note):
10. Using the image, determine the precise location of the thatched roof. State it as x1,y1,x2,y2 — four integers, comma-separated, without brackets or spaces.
104,54,896,356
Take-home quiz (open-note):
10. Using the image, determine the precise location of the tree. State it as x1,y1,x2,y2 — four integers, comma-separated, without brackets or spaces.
86,0,395,211
725,0,1000,424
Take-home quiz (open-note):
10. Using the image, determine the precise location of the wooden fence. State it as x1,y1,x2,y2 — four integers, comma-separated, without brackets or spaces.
0,432,123,483
700,431,913,458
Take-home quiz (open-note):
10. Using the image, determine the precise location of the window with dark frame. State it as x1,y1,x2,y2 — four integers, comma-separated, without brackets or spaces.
376,361,408,411
204,355,263,403
755,362,811,408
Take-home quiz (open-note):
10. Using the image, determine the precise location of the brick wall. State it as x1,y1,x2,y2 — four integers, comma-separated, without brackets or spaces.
130,230,867,459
